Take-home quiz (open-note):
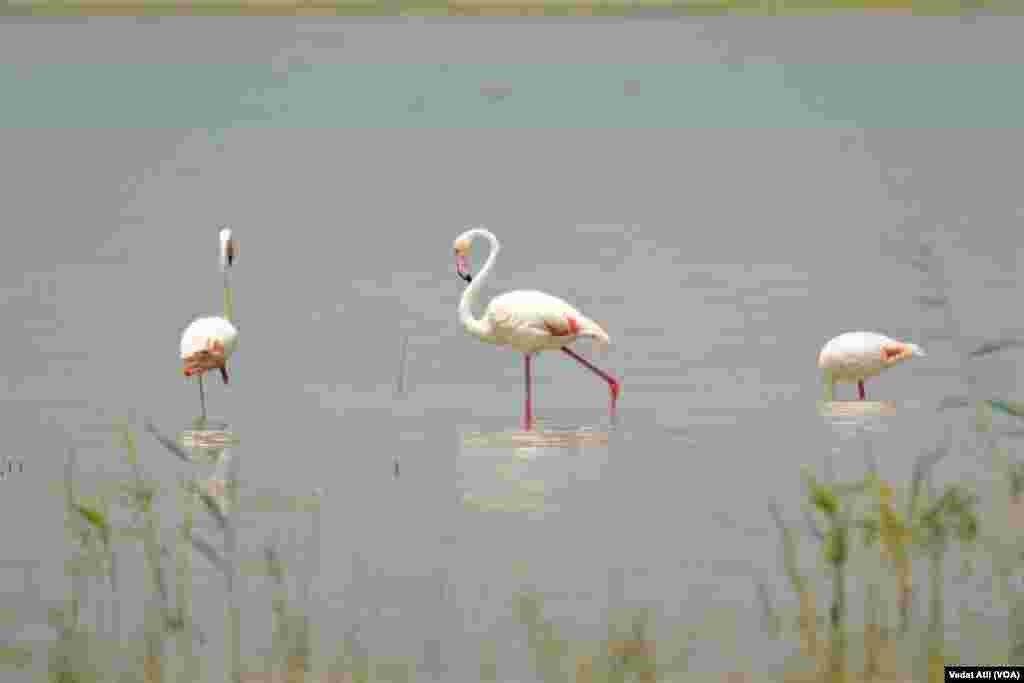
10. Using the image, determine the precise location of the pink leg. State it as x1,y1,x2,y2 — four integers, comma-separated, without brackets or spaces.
561,347,620,422
523,353,533,431
858,380,866,401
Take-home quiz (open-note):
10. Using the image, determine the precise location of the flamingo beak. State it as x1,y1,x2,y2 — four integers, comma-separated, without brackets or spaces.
455,251,472,283
219,364,229,384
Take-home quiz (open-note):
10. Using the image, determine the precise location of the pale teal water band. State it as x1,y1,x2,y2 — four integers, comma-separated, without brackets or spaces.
2,63,1022,128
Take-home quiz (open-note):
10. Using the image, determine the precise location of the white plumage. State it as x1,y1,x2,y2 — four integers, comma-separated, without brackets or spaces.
181,317,240,366
474,289,610,354
454,227,619,429
818,331,925,400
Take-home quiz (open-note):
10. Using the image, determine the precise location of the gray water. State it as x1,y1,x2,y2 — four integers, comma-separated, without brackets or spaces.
2,15,1024,682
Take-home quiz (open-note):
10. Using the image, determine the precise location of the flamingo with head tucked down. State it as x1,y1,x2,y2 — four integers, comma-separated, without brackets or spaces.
179,227,239,420
453,227,620,430
818,331,925,401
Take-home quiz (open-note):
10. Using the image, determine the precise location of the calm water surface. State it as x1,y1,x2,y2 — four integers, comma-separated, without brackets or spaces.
2,16,1024,681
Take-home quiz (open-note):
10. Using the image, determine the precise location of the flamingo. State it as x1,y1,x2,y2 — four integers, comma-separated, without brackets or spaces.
818,331,925,401
453,227,620,430
179,227,239,420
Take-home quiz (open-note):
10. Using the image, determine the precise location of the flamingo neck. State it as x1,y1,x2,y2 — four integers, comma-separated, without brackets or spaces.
223,273,234,323
219,228,234,323
458,228,498,341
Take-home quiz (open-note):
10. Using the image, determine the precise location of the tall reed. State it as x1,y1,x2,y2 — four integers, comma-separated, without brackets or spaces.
770,501,817,659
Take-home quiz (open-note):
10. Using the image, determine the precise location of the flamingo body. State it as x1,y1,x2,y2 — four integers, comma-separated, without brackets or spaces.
478,289,610,354
818,331,924,400
180,316,238,382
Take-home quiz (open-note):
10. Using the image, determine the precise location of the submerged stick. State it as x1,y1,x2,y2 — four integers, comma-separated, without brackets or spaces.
395,333,409,397
145,419,192,463
969,338,1024,358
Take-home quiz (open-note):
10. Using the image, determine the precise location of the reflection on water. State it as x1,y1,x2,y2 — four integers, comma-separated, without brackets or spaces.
819,399,897,421
816,400,914,482
461,419,613,450
818,400,902,459
457,418,613,516
179,419,239,464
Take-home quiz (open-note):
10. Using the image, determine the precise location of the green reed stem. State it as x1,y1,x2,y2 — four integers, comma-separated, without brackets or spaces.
828,513,848,683
176,481,198,683
1010,587,1024,664
120,424,167,683
141,496,165,683
479,639,498,683
769,502,807,596
864,582,881,680
927,545,945,681
225,465,241,683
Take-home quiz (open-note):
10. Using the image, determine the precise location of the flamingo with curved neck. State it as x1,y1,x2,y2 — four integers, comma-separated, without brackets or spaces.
179,227,240,420
454,227,620,430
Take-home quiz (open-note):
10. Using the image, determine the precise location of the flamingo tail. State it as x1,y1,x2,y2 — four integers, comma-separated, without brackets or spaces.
578,317,611,350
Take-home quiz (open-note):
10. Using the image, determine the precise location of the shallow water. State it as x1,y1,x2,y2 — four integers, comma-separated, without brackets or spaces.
3,15,1024,682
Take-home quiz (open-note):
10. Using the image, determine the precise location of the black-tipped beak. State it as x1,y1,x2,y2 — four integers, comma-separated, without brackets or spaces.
455,252,472,283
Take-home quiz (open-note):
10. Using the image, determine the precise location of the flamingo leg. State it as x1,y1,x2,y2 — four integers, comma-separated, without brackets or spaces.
858,380,866,401
561,347,620,422
198,373,207,422
524,353,533,431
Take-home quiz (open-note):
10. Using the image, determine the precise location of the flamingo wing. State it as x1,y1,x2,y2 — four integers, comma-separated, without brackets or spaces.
484,290,607,350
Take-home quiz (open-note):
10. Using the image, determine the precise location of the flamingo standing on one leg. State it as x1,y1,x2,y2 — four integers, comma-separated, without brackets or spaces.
818,331,925,401
179,227,239,420
453,227,620,431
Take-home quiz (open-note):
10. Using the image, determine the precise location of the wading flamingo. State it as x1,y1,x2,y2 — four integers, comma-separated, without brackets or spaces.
453,227,620,430
179,227,239,420
818,331,925,401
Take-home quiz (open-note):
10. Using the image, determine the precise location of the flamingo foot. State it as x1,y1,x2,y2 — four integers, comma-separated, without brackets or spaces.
561,346,620,426
609,379,620,422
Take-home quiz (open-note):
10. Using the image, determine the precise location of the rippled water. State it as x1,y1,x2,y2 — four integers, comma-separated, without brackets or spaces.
2,15,1024,682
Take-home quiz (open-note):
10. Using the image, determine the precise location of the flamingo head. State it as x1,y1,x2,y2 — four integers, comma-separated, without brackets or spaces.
453,234,472,283
182,338,230,383
219,227,236,272
881,341,926,367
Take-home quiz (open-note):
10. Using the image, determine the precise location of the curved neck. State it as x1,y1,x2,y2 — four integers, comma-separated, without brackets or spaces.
459,228,498,341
